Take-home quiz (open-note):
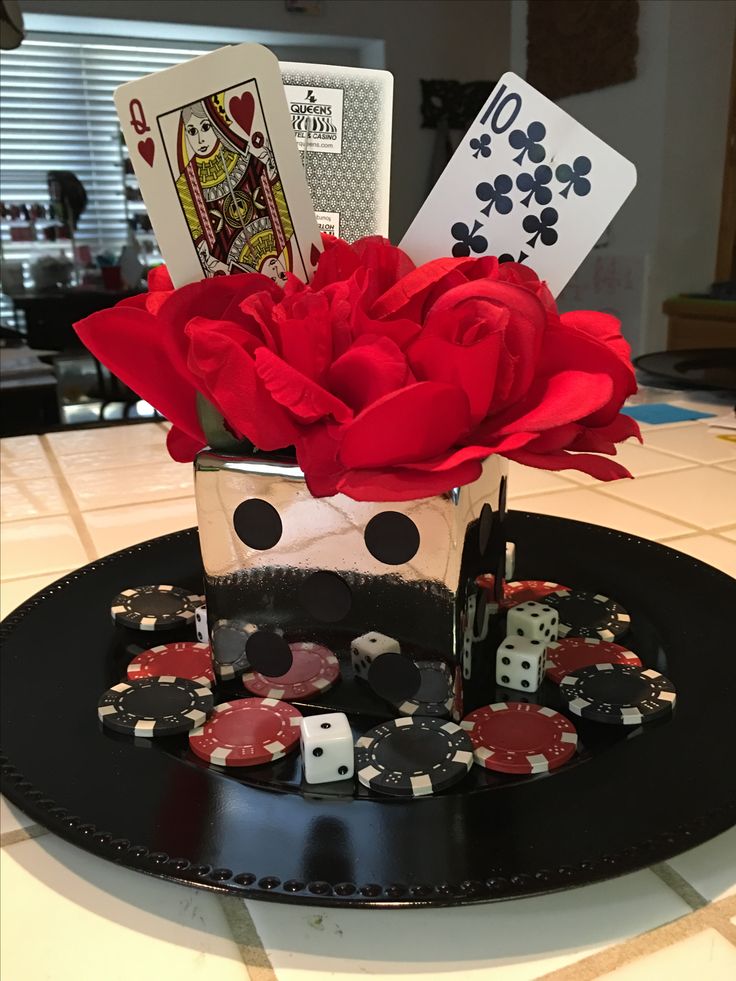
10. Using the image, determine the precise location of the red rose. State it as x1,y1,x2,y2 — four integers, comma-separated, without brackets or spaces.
75,235,640,501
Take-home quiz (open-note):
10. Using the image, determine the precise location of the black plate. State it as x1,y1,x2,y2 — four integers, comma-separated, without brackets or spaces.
634,347,736,392
2,513,735,908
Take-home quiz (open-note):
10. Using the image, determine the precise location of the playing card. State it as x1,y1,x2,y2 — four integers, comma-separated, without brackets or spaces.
400,72,637,297
114,43,322,288
280,63,393,241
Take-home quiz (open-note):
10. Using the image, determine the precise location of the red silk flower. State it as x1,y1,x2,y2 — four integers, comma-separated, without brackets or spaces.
74,235,640,501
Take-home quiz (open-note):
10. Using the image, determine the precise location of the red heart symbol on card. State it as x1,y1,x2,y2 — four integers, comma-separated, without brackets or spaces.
229,92,255,134
138,138,155,167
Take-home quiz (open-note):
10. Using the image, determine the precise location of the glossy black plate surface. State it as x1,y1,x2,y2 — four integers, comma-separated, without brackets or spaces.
634,347,736,391
1,513,735,908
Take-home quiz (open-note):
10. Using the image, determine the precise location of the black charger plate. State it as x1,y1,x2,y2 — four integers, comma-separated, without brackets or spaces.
634,347,736,392
1,513,735,908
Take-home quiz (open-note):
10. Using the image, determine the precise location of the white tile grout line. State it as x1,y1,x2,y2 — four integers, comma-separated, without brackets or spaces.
216,897,277,981
0,492,196,527
38,436,98,564
1,823,50,849
650,862,710,911
539,896,736,981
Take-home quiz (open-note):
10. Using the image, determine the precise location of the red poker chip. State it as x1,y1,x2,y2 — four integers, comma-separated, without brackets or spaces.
476,577,571,610
461,702,578,774
127,642,214,686
545,638,642,685
189,697,302,767
242,641,340,701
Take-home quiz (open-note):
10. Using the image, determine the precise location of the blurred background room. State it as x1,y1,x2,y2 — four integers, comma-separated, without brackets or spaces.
0,0,734,435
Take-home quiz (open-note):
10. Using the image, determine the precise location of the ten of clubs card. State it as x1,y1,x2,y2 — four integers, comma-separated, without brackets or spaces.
400,72,637,297
114,43,322,288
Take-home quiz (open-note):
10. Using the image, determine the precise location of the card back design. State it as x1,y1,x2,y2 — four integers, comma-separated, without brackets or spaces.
281,63,393,241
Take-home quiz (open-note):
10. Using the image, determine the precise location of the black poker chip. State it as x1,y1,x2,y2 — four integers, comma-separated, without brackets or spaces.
210,619,255,680
542,589,630,641
355,717,473,797
110,585,202,632
393,660,454,718
97,676,214,737
559,663,676,725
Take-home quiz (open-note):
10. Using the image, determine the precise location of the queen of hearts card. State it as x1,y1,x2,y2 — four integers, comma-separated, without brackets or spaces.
163,86,295,284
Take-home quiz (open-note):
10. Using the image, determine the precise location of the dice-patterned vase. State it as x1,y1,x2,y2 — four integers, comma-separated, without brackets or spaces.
194,450,507,710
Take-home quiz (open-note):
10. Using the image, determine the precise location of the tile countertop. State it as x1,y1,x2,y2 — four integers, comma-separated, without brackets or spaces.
1,396,736,981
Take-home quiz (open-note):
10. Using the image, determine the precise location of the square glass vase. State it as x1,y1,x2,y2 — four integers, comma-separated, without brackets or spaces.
194,449,507,712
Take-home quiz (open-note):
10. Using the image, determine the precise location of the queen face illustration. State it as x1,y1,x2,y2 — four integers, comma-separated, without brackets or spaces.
183,109,218,157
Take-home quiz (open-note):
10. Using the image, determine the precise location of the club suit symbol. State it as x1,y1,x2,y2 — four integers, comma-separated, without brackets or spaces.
475,175,513,216
556,156,592,199
450,219,487,257
509,120,546,165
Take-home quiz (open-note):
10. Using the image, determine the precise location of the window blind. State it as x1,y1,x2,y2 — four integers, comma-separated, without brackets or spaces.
0,35,215,318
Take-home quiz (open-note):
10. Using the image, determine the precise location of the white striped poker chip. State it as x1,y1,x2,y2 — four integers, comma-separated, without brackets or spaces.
242,641,340,700
545,637,641,685
126,641,214,687
111,585,201,631
559,663,676,725
542,589,630,641
355,717,473,797
97,676,213,737
188,697,303,767
461,702,578,775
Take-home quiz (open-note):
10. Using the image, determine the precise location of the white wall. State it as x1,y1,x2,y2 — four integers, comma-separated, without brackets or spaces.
511,0,734,353
20,0,512,241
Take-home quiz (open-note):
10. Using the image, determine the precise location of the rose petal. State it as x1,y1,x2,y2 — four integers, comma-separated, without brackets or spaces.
328,336,412,412
370,256,468,320
74,305,203,445
333,458,484,502
166,424,204,462
486,369,615,436
148,264,173,292
255,347,353,424
187,327,299,450
560,310,634,368
339,381,470,469
504,447,633,480
541,325,636,427
408,327,503,425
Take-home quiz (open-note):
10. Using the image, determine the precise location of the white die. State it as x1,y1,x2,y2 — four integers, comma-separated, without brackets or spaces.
300,712,354,783
195,604,208,644
351,631,400,680
495,635,545,692
507,600,558,643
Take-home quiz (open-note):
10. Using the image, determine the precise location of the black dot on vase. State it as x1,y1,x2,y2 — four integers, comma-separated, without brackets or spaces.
367,652,421,704
246,631,293,677
478,502,494,555
298,571,352,623
364,511,420,565
233,499,282,550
